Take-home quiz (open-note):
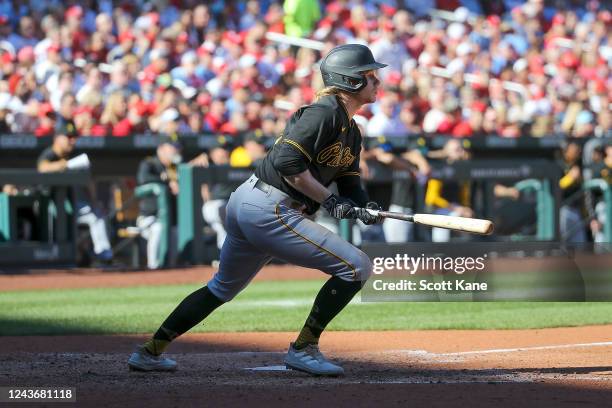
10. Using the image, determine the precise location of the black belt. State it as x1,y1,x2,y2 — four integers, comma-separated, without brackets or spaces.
254,178,306,211
254,178,273,194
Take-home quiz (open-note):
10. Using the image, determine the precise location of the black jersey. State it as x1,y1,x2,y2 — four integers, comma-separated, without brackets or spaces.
137,156,177,223
37,146,71,165
255,95,364,214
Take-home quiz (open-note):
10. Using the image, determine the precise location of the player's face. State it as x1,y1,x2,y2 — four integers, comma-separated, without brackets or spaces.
358,70,380,104
56,134,76,156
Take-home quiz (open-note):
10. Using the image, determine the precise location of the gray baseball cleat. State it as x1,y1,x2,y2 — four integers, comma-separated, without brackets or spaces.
128,346,178,372
284,342,344,376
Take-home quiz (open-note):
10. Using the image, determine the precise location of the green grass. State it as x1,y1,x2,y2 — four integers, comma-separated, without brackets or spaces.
2,280,612,336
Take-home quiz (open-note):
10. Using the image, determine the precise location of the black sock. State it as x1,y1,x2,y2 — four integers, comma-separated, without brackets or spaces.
144,286,224,355
294,276,362,349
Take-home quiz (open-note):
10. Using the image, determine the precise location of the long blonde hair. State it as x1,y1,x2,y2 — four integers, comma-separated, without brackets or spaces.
315,86,342,101
101,91,127,125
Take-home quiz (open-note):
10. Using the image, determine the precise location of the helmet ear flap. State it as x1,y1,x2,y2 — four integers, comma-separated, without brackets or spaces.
343,76,363,89
322,71,365,93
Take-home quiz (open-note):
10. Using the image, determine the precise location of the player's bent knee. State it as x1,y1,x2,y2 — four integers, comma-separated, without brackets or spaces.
206,278,239,303
336,249,372,282
355,250,373,282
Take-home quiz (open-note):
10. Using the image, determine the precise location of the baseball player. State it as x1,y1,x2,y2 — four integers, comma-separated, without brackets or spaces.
128,44,386,376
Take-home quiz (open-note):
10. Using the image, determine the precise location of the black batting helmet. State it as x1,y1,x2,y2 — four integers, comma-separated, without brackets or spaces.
320,44,387,93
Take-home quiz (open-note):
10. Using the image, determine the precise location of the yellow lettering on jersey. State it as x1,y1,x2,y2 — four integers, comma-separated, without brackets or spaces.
316,141,356,168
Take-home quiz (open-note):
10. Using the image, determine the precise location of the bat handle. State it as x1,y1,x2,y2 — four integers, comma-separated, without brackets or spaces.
377,210,414,222
353,208,415,223
352,207,380,216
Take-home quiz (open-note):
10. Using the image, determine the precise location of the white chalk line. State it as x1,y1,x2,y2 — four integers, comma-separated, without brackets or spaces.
435,341,612,357
51,341,612,360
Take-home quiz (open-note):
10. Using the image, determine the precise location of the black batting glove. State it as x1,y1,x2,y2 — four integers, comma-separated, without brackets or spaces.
322,193,356,219
355,202,383,225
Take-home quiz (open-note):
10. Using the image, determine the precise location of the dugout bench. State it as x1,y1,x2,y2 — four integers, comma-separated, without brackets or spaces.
174,159,566,266
0,169,89,265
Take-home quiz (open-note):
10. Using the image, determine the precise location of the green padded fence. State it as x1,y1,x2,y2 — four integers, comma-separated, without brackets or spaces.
513,179,555,240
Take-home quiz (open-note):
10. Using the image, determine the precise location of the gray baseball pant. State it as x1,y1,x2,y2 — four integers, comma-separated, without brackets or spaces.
207,175,372,302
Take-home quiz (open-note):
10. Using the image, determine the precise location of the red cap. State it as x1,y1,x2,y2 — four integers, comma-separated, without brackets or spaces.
65,5,83,19
0,15,8,25
177,32,189,43
223,31,242,45
48,43,61,53
326,2,344,14
560,52,579,69
452,121,473,137
486,15,501,27
593,79,606,94
552,14,565,26
471,101,487,113
598,10,611,24
38,102,54,117
197,93,211,106
118,30,135,44
282,58,297,74
380,4,397,17
1,51,14,64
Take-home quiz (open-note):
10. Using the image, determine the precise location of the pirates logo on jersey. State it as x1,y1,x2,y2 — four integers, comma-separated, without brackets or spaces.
316,141,356,168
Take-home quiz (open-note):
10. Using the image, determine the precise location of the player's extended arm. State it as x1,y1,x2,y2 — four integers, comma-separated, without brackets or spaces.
38,159,67,173
283,169,332,204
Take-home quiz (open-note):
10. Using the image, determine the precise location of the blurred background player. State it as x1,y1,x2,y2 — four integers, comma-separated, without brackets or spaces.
558,141,587,243
200,136,238,251
588,145,612,243
425,139,473,242
136,135,182,269
37,120,113,264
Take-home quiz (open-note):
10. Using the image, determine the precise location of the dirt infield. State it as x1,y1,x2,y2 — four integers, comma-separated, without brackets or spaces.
2,267,612,406
2,328,612,407
0,265,323,291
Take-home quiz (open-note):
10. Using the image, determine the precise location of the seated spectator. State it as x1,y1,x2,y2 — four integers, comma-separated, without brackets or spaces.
35,103,56,137
100,91,128,136
0,1,608,140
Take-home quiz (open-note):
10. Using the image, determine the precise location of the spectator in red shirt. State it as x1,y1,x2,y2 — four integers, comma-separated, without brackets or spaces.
100,91,127,136
204,99,227,132
35,103,56,137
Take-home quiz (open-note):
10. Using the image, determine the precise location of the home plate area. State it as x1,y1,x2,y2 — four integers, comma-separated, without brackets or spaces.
3,331,612,407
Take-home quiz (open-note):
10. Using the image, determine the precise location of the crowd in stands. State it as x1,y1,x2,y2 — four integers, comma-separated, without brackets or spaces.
0,0,609,141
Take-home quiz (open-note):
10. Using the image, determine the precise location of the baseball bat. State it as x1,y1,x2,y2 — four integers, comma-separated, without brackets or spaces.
358,209,494,235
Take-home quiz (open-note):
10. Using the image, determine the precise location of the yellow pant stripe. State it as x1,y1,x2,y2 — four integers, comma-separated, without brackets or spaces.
274,204,356,279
